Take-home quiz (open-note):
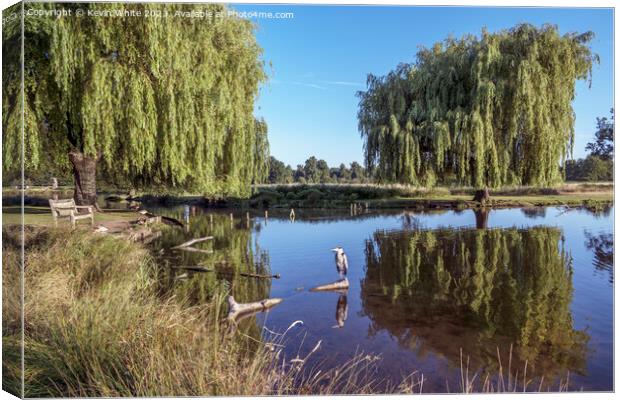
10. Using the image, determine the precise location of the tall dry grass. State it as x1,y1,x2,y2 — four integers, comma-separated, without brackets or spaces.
458,347,572,393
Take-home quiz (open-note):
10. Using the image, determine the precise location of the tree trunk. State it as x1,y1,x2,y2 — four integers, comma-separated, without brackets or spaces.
69,150,98,207
472,187,490,204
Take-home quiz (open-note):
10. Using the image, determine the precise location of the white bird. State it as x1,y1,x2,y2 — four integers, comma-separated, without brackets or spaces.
331,246,348,278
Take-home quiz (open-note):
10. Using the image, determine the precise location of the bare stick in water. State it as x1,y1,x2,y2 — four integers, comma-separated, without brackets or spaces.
226,295,283,322
310,278,349,292
170,236,214,249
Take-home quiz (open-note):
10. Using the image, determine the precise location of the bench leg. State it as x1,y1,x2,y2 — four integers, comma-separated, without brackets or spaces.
90,214,94,226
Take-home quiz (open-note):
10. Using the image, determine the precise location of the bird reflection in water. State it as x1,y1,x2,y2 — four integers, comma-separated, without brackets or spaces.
333,292,348,328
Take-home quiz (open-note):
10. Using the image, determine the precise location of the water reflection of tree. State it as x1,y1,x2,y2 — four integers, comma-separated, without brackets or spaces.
150,211,273,342
584,230,614,284
361,227,588,382
521,207,547,219
589,204,613,218
153,210,271,305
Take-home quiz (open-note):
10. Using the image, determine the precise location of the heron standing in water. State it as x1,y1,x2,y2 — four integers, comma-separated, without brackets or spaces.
331,246,348,278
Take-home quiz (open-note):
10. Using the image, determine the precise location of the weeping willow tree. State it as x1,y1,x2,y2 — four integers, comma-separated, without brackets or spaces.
361,224,588,381
358,24,597,187
2,3,269,204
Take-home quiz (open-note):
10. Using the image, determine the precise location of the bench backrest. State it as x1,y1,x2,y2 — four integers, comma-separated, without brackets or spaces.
49,199,76,217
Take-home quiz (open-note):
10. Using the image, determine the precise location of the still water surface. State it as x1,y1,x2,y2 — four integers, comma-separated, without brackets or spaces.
151,206,613,392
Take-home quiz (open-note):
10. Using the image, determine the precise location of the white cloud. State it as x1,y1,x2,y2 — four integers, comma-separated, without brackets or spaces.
320,80,365,87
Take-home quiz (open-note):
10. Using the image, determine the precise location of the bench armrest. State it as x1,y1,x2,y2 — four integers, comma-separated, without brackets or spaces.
53,204,75,209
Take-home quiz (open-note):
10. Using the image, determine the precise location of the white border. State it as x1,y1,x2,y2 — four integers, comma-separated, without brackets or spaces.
0,2,615,400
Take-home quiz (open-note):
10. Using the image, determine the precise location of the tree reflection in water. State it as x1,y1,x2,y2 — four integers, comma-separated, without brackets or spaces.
521,207,547,219
152,210,272,341
585,230,614,284
361,226,588,383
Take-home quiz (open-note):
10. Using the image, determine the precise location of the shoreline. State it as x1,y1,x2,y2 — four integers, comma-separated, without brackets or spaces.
2,183,613,214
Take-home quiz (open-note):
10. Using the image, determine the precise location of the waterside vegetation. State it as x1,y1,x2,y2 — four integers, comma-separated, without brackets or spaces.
3,222,583,396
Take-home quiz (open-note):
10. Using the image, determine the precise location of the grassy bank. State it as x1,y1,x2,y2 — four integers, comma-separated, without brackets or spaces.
1,206,140,226
3,182,613,211
249,182,613,210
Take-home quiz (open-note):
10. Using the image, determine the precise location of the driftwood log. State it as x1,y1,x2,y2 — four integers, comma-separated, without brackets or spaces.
170,236,214,254
239,271,281,279
172,265,280,279
170,236,213,249
226,295,283,322
310,278,349,292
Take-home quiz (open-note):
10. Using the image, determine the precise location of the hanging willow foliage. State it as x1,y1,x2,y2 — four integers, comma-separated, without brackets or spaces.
357,24,597,188
2,3,269,196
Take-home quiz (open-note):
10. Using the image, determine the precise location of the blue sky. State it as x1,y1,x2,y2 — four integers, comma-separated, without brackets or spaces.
233,5,614,168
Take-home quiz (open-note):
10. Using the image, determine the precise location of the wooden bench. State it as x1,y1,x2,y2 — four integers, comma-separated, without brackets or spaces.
49,199,94,228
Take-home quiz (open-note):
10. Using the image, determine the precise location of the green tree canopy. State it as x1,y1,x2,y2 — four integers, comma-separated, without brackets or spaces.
3,3,269,202
338,163,352,181
267,156,293,184
303,156,319,183
349,161,365,181
565,110,613,182
586,109,614,160
316,159,330,182
357,23,597,188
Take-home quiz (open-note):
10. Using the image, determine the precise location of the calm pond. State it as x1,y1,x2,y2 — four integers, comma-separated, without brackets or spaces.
149,205,613,392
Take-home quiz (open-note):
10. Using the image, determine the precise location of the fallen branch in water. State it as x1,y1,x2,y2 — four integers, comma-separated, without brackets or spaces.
170,236,214,254
171,265,280,279
239,271,281,279
170,236,213,249
226,295,283,322
310,278,349,292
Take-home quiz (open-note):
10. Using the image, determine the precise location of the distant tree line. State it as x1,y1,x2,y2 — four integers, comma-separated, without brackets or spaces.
267,156,368,184
564,110,614,182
